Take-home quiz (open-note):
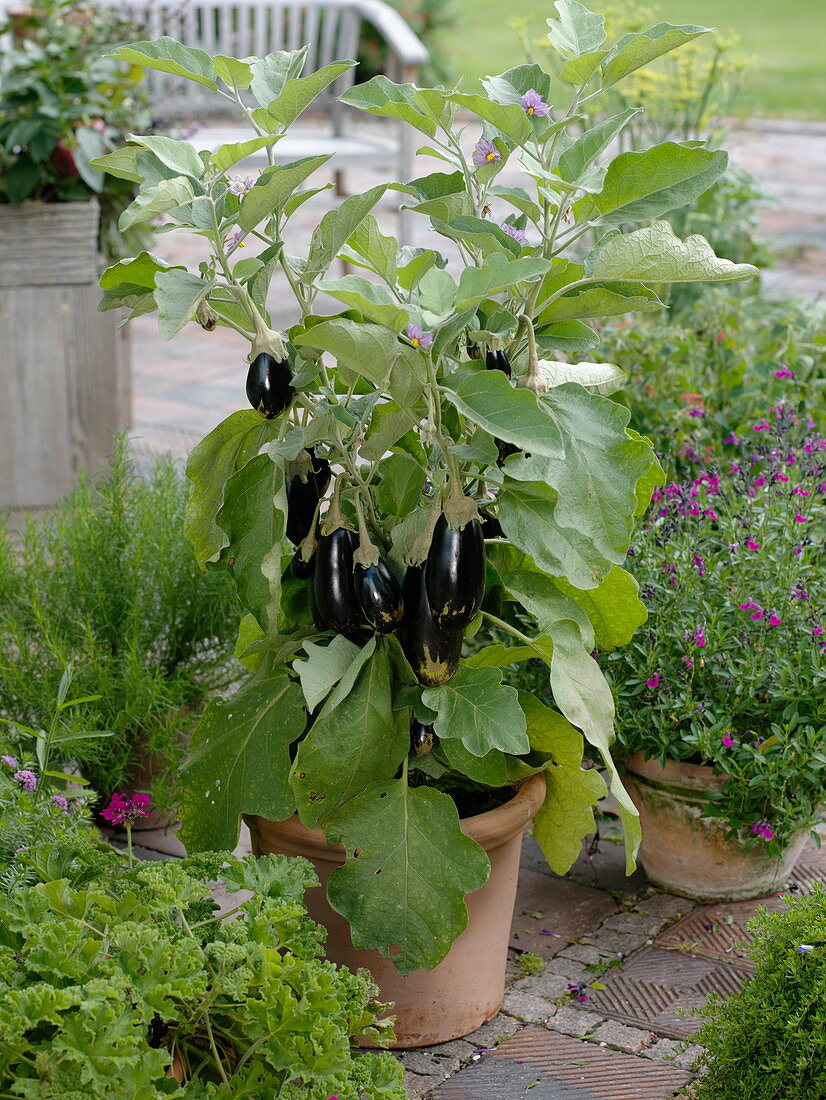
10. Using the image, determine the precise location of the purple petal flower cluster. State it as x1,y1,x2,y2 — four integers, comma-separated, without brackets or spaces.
100,792,153,827
520,89,549,117
1,754,18,769
472,139,500,167
14,770,38,792
50,794,70,813
752,820,775,840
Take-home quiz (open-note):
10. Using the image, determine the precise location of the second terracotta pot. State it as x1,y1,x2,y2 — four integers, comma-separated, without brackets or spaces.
622,752,807,901
245,772,546,1048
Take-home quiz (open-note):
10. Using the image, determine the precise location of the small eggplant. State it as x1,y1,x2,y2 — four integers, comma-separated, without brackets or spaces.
286,449,331,546
245,352,294,419
313,527,362,635
355,559,404,634
291,548,315,580
480,511,504,539
401,564,463,687
496,439,520,465
466,339,482,360
410,718,436,756
485,348,512,377
425,514,485,631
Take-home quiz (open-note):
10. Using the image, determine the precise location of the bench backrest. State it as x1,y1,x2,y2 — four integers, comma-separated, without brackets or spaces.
96,0,365,117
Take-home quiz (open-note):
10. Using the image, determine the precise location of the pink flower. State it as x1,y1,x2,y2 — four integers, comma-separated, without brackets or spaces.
723,434,739,445
768,613,782,627
752,820,775,840
739,602,758,611
703,509,718,521
812,625,823,637
520,89,550,117
472,138,501,166
793,488,810,496
750,609,765,620
721,733,735,747
13,770,38,792
794,512,808,524
50,794,70,813
746,539,761,550
753,420,771,432
1,754,18,769
100,792,153,827
693,627,706,647
405,323,433,349
775,367,794,379
753,476,766,488
645,673,662,689
502,223,528,246
683,656,694,670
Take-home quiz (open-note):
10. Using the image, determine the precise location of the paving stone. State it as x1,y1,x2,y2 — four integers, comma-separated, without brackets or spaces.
592,1019,651,1054
430,1027,692,1099
541,956,590,980
461,1014,521,1051
581,928,649,957
403,1070,443,1098
672,1044,704,1071
556,943,605,965
512,971,571,1000
548,1005,604,1038
643,1037,686,1064
501,991,556,1024
423,1038,476,1061
520,833,650,895
636,894,695,922
656,897,786,966
509,867,617,958
576,946,748,1040
127,824,186,858
601,910,672,936
400,1050,463,1077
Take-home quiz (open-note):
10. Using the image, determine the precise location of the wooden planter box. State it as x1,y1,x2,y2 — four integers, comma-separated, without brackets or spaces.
0,200,131,508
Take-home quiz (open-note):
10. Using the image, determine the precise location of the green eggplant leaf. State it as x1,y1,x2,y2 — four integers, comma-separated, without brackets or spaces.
293,317,427,391
555,108,641,186
376,452,427,520
438,736,509,786
237,156,331,233
447,93,532,145
216,452,286,630
154,269,213,340
253,60,354,128
317,274,409,331
178,670,306,853
185,411,283,569
442,369,565,459
547,0,606,57
344,214,398,283
326,781,490,973
293,635,362,711
601,22,711,89
124,133,205,180
291,638,407,828
585,222,758,283
248,47,308,108
209,134,280,172
422,665,529,757
118,176,194,232
521,692,607,874
455,253,549,311
303,184,390,280
107,36,217,89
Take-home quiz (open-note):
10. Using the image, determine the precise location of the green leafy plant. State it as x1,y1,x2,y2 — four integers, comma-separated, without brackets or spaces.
607,405,825,848
97,1,757,974
0,440,241,816
687,887,826,1099
0,0,154,259
0,842,405,1098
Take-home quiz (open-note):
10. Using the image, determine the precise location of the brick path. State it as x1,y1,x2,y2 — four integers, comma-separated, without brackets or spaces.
120,120,825,1097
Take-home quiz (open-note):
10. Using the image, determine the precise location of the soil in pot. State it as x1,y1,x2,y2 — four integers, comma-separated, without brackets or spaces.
244,773,546,1048
622,752,808,902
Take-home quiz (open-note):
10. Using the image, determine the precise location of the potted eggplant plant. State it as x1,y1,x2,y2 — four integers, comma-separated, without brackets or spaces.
96,1,757,1045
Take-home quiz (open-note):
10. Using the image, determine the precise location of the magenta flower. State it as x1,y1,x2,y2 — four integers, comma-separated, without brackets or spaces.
645,673,662,689
739,602,758,611
792,487,810,496
693,626,706,647
746,539,761,550
794,512,808,523
228,175,255,198
502,223,528,246
406,323,433,349
753,476,767,488
721,733,735,747
750,609,765,620
13,770,38,792
752,820,775,841
1,754,18,769
50,794,70,813
693,551,706,577
723,433,739,445
100,792,153,827
767,613,782,627
775,367,794,379
520,89,550,117
753,420,771,432
683,656,694,670
813,625,824,638
472,139,501,166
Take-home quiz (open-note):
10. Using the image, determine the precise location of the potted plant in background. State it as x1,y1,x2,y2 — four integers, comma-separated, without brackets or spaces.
0,0,152,507
608,401,824,900
97,1,757,1044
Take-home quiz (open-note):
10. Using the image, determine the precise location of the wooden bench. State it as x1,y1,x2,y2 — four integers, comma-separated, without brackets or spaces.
95,0,430,236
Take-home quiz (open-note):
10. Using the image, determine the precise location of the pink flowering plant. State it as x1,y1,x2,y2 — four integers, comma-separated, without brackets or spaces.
607,405,825,849
97,3,758,972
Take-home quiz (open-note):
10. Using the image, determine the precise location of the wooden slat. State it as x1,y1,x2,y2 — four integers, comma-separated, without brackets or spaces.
0,202,99,286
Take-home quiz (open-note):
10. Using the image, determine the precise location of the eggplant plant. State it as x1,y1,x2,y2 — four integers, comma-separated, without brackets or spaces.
97,1,757,974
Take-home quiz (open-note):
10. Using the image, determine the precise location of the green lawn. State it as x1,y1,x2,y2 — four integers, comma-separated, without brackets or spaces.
445,0,826,118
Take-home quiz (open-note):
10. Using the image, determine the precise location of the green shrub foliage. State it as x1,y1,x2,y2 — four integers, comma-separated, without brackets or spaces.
690,887,826,1100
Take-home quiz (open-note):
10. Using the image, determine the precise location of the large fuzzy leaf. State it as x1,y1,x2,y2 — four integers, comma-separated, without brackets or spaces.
237,156,330,233
291,639,407,828
107,37,217,89
421,665,529,757
601,22,711,89
554,566,647,651
547,0,606,57
326,781,490,973
293,636,362,712
185,411,282,569
178,670,306,853
586,222,758,283
442,369,565,459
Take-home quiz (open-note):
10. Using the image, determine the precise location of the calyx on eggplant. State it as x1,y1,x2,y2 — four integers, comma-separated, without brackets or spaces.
425,487,485,632
352,498,404,634
410,718,436,756
312,481,362,636
401,564,462,687
286,447,331,546
245,324,293,418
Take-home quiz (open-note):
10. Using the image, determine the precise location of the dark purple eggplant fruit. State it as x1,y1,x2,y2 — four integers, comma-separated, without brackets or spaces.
308,576,327,631
291,548,315,580
286,449,331,546
355,559,404,634
313,527,362,635
425,514,485,631
410,718,436,755
245,352,294,419
496,439,520,465
480,511,504,539
466,340,481,360
401,564,462,686
485,348,512,377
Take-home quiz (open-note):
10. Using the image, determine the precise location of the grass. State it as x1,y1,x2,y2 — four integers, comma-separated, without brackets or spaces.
444,0,826,119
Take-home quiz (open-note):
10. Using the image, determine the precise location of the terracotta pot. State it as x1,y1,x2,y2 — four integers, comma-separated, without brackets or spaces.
245,772,546,1048
621,752,808,901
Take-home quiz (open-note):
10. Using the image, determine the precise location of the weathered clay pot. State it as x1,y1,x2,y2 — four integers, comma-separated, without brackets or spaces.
621,752,808,901
244,772,546,1048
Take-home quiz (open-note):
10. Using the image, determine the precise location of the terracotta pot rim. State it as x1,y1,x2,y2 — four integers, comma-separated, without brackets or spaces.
245,772,547,858
623,750,728,792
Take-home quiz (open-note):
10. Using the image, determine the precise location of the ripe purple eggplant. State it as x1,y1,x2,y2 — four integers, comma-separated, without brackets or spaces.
313,527,362,636
401,564,462,686
245,352,294,419
291,548,315,580
355,559,404,634
425,514,485,631
410,717,436,755
485,348,512,377
286,448,331,546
